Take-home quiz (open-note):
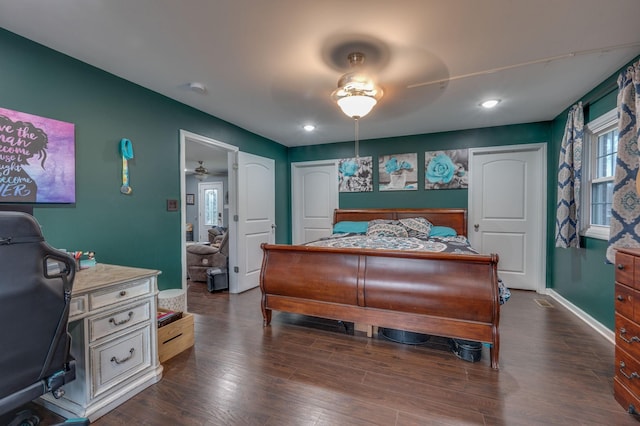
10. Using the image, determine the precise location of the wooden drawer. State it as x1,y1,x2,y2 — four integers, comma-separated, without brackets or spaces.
616,313,640,360
91,324,151,398
616,252,635,288
89,278,152,310
158,312,194,363
89,301,151,342
616,346,640,397
614,376,640,416
616,283,636,321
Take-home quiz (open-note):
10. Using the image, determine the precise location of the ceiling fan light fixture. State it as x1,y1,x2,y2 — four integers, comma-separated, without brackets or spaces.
336,95,378,119
332,52,383,119
194,160,209,180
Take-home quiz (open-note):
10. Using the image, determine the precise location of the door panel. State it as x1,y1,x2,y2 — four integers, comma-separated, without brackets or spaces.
469,144,545,291
292,161,338,244
235,152,275,293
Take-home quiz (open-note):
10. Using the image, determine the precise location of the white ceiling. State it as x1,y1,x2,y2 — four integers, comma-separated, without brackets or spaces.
1,0,639,159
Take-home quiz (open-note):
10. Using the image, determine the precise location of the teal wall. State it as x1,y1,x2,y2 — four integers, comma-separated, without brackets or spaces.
0,29,289,290
290,122,551,209
546,59,638,330
3,25,638,331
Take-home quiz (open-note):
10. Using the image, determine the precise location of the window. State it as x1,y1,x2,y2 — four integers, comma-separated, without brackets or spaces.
582,108,618,239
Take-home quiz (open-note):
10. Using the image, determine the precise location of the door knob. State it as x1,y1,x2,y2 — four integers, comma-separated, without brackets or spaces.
474,224,479,231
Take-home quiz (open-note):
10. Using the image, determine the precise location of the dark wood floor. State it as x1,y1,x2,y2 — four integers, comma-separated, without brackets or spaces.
19,283,637,425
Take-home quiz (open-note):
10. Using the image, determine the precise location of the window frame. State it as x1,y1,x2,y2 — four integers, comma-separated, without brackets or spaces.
581,108,618,240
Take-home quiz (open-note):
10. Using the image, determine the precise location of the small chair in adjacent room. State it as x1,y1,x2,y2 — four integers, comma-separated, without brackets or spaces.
186,229,229,284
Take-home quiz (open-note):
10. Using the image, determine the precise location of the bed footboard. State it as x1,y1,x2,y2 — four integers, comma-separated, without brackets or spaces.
260,243,501,369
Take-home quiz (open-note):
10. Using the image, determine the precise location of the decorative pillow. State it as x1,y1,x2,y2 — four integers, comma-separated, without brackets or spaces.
366,223,409,238
429,226,457,237
333,221,369,234
398,217,433,239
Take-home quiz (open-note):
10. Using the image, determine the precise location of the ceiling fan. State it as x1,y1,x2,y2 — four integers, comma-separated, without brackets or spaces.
194,161,209,181
331,51,384,119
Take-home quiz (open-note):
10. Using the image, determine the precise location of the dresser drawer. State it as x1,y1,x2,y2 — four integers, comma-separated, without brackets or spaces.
89,278,152,310
616,252,636,288
616,283,637,321
616,346,640,397
615,313,640,360
91,324,151,399
69,295,88,319
89,301,151,342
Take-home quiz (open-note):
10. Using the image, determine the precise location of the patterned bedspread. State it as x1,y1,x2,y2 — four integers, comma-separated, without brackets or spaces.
305,233,511,304
306,233,478,254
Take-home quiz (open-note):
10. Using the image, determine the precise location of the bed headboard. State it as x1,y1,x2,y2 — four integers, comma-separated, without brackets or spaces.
333,208,468,237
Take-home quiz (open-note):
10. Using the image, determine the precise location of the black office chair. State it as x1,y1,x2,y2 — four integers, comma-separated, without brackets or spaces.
0,212,89,425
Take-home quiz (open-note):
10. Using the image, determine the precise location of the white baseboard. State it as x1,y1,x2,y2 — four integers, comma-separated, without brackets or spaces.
542,288,615,345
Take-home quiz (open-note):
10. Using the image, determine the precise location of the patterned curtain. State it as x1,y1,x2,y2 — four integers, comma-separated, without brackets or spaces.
607,60,640,263
555,103,584,248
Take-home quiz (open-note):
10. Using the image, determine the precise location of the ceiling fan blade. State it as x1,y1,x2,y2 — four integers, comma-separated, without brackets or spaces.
408,41,640,89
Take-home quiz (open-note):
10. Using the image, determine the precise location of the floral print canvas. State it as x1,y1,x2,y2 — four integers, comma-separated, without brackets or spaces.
424,149,468,189
379,153,418,191
338,156,373,192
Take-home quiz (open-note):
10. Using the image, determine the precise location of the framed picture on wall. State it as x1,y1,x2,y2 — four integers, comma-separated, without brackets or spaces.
424,149,469,190
186,193,195,205
379,153,418,191
338,156,373,192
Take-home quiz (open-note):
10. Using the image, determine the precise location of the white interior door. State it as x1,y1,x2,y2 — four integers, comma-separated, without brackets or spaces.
234,152,275,294
292,160,338,244
468,143,546,292
197,181,224,241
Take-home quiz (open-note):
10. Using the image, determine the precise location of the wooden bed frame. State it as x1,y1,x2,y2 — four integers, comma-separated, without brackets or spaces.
259,208,501,369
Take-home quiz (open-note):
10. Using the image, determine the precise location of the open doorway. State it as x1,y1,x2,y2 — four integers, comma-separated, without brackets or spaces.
180,130,238,306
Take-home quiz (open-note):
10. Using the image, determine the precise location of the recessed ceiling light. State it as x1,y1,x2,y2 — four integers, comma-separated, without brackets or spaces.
303,124,316,132
189,82,207,94
481,99,501,109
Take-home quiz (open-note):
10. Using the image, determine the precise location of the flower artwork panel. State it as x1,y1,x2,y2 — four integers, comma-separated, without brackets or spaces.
424,149,468,189
338,156,373,192
379,153,418,191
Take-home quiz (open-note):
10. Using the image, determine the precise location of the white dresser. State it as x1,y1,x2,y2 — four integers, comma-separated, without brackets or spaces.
39,264,163,422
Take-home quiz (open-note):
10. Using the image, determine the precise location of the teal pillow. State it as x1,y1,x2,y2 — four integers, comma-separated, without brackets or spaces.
333,221,369,234
429,226,457,237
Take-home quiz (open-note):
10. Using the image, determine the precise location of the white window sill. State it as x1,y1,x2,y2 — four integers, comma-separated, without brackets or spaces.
582,226,609,241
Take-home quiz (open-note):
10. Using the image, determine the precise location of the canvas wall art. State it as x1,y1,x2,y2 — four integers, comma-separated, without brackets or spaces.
379,153,418,191
338,156,373,192
424,149,468,189
0,107,75,203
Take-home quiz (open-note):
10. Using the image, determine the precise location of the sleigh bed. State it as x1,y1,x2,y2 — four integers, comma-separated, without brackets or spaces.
259,208,502,369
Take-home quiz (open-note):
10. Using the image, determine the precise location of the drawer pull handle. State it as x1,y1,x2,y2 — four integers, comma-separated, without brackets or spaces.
162,333,183,345
620,328,640,344
618,264,625,270
618,295,625,301
119,290,127,297
109,311,134,326
620,361,640,380
111,348,135,365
